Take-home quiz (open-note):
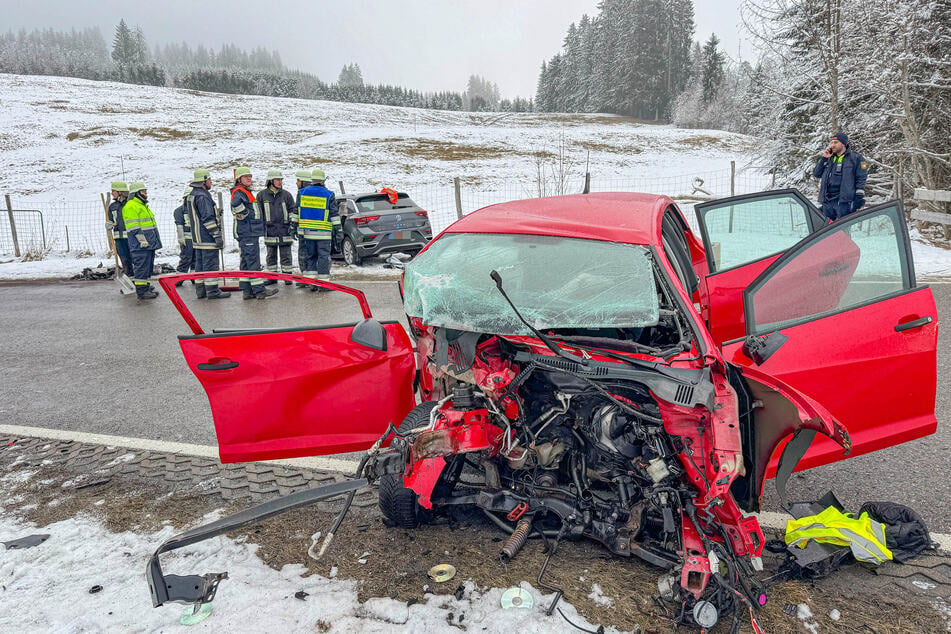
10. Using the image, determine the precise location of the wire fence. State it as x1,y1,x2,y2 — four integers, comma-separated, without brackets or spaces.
1,164,779,257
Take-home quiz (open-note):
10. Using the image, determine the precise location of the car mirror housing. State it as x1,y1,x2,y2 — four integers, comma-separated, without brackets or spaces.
350,318,388,351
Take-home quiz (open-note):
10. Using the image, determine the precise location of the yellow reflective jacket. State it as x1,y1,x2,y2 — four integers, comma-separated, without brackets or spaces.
785,506,892,564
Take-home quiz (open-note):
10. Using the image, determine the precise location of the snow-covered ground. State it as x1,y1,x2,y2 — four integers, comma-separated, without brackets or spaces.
0,501,617,632
0,72,947,279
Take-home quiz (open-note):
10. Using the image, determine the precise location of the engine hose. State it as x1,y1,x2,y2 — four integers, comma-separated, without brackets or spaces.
482,509,561,538
500,518,532,562
312,453,371,561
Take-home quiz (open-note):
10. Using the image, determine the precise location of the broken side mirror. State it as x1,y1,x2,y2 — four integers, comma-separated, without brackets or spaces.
351,318,388,351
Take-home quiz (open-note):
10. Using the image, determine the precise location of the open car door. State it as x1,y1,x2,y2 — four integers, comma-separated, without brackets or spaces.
722,201,938,482
694,190,827,344
159,271,417,463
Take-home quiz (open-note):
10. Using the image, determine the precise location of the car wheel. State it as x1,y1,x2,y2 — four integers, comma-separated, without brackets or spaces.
342,237,362,266
379,401,460,529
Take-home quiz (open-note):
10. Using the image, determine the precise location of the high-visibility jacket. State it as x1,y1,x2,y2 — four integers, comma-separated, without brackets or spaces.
121,196,162,252
785,506,892,564
297,183,340,240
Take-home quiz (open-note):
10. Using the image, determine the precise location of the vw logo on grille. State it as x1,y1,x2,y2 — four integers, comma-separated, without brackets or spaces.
395,214,402,221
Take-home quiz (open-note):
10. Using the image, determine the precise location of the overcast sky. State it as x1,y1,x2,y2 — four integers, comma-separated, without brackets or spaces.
2,0,748,97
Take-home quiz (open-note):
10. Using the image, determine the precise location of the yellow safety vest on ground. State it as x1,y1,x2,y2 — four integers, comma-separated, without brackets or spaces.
785,506,892,564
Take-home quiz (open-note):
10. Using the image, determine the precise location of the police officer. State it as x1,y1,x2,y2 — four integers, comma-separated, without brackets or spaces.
813,132,869,221
173,187,194,278
297,168,339,290
121,182,162,300
293,169,311,287
106,181,133,277
188,169,230,299
231,166,277,300
257,169,297,286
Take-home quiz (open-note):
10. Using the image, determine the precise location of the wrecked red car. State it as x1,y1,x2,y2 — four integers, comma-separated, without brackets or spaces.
149,190,937,629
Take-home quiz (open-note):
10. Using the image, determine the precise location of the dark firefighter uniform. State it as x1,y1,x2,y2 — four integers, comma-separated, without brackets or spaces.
173,188,194,273
107,181,133,277
814,138,869,221
297,171,339,287
187,169,229,299
293,169,311,287
231,176,271,299
121,182,162,300
257,171,298,281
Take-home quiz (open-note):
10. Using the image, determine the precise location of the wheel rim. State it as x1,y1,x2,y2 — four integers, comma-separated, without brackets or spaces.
343,240,355,265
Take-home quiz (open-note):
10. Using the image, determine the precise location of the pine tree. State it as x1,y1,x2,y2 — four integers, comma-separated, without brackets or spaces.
700,34,725,105
111,19,133,66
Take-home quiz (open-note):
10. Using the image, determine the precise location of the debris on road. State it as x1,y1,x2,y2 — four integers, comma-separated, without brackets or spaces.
1,533,50,550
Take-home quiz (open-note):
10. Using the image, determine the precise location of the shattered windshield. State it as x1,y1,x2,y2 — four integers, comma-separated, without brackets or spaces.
403,233,660,335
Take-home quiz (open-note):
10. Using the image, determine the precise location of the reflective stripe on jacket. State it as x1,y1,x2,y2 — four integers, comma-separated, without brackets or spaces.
231,187,264,239
109,199,128,238
297,184,339,240
786,506,892,564
173,201,193,241
257,186,297,241
188,187,221,250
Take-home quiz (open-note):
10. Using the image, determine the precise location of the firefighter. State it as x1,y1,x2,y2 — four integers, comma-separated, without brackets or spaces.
173,187,194,280
813,131,869,221
105,181,133,277
293,169,311,287
297,168,339,291
121,182,162,300
257,169,297,286
231,166,277,300
188,169,230,299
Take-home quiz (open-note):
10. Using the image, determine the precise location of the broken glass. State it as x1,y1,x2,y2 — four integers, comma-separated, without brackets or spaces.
403,233,660,335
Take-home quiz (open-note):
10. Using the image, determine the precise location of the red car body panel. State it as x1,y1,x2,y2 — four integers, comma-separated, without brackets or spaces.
700,256,780,345
159,272,416,463
724,286,938,473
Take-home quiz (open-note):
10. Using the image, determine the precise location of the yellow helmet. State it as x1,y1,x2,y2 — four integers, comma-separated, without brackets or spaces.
234,166,252,179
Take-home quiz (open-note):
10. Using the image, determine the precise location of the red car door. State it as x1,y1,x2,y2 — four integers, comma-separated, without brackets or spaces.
722,201,938,474
159,271,417,463
694,190,827,344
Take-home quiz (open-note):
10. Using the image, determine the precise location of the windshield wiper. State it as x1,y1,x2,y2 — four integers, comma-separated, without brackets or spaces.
546,334,660,357
489,270,588,366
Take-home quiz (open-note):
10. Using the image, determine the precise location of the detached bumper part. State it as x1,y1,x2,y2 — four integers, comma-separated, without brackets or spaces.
147,479,368,607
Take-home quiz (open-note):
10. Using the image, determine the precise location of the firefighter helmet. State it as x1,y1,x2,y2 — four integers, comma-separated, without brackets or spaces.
193,168,211,182
234,166,252,179
295,169,311,181
266,168,283,180
311,168,326,182
183,187,192,197
110,181,129,192
128,181,147,193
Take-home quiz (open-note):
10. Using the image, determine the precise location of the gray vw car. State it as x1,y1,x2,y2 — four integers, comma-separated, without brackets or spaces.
332,191,433,265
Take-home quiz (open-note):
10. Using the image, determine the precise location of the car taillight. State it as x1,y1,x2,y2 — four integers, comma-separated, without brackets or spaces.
354,215,379,226
415,210,428,218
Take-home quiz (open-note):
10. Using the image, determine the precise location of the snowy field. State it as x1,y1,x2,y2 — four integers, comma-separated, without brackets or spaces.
0,492,617,633
0,72,948,280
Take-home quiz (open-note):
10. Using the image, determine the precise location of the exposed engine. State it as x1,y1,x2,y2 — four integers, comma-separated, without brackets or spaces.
373,325,768,631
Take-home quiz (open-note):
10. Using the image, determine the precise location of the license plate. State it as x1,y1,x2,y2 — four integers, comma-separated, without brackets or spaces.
389,231,407,239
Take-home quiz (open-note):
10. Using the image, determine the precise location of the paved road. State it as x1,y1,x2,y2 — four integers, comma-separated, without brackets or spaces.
1,278,948,529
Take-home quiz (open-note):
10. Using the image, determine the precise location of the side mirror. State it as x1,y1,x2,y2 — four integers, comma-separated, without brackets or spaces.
350,318,388,351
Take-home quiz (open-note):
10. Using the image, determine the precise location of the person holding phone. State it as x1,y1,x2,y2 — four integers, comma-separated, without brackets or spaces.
813,131,869,222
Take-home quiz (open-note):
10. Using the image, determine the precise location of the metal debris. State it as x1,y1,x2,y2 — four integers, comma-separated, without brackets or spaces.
2,534,50,550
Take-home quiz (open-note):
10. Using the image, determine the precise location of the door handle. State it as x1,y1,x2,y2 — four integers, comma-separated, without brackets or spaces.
894,316,933,332
197,360,239,371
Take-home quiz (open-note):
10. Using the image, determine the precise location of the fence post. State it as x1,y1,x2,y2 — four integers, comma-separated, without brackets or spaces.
730,161,736,196
583,172,591,194
771,167,777,189
65,225,70,252
453,177,463,221
338,180,346,195
4,195,21,257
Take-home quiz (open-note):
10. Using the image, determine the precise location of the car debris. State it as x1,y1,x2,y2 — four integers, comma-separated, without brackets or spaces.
2,533,50,550
148,191,938,632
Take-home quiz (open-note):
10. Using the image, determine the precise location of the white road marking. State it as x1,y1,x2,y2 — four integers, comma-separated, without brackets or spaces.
2,423,949,554
0,424,360,474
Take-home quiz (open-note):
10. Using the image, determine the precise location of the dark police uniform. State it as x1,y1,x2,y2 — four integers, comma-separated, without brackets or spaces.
813,150,869,221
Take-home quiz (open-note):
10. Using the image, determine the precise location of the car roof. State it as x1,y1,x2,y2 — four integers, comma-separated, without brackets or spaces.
444,192,674,245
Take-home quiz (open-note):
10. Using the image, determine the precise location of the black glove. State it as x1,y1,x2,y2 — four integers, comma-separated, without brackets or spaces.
287,224,297,237
853,195,865,212
213,233,224,249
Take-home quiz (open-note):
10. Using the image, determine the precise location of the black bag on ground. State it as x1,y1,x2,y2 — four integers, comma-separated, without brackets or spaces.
859,501,935,563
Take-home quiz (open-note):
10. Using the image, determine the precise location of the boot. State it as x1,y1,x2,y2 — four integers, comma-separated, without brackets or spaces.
138,289,159,300
205,288,231,299
195,284,207,299
256,286,279,299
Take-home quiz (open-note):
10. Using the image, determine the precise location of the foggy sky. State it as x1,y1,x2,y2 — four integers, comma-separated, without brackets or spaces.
0,0,747,97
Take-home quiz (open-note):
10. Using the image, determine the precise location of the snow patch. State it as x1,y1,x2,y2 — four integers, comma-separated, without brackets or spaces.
587,583,614,607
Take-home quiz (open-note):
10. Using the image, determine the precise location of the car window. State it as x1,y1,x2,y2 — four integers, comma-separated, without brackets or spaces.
403,233,660,335
355,193,415,212
661,209,698,294
746,203,912,335
698,192,815,273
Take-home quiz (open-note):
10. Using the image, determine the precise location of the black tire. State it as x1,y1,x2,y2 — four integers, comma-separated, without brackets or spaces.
342,237,362,266
378,401,438,528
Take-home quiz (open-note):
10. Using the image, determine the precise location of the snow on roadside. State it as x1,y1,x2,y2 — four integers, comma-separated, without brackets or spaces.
0,510,618,633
